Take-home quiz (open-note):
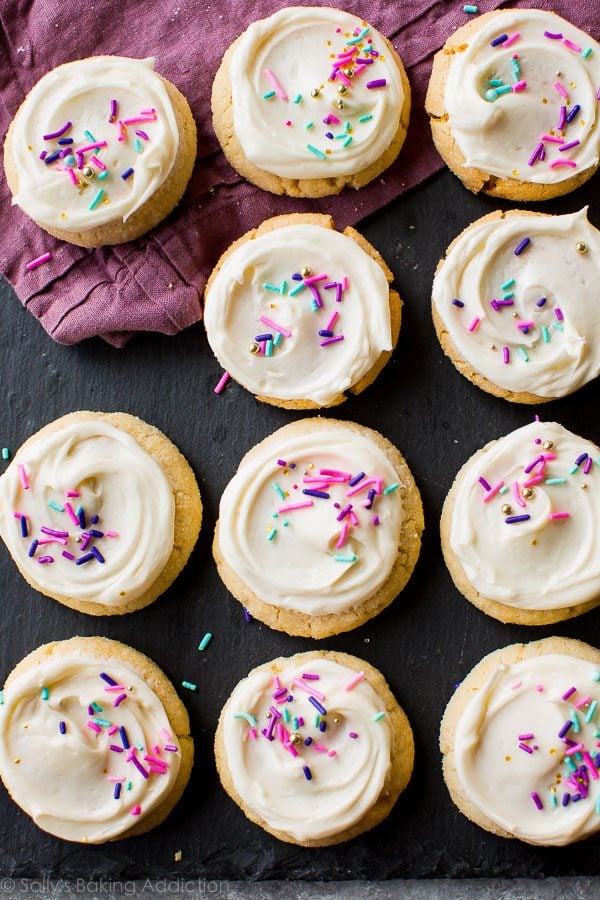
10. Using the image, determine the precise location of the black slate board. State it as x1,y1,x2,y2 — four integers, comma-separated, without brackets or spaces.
0,168,599,882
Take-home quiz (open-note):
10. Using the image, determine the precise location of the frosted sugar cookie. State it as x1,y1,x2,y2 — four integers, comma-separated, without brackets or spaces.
214,418,423,637
4,57,197,246
215,650,414,846
426,10,600,199
212,7,411,197
204,213,400,408
0,637,193,843
0,412,202,616
441,637,600,846
441,420,600,625
432,209,600,402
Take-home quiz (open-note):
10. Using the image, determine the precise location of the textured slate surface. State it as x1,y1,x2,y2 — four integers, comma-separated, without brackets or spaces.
0,168,599,882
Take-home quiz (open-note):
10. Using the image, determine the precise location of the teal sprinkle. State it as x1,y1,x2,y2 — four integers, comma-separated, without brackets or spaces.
265,339,273,358
263,90,276,99
518,347,529,362
283,520,289,527
283,707,291,724
344,121,351,134
93,717,111,727
495,85,512,95
571,712,581,733
126,781,132,791
198,632,212,651
553,321,564,332
333,554,358,563
502,291,514,300
273,332,283,347
97,171,109,181
307,144,326,159
595,459,600,469
335,132,347,140
267,527,277,541
233,712,258,727
383,482,399,495
565,755,577,772
542,326,550,344
463,4,478,12
1,448,9,460
41,687,49,701
0,691,3,705
181,681,197,691
343,136,353,148
65,155,76,166
271,512,278,518
314,715,320,728
373,711,386,722
581,47,592,59
280,280,287,295
545,477,566,485
311,300,318,312
88,188,104,211
499,485,509,494
290,283,306,297
501,278,515,290
347,26,369,45
358,114,373,123
292,717,299,730
91,702,103,712
48,500,64,512
484,89,498,102
585,700,598,723
272,483,286,501
135,139,143,153
263,282,280,293
591,671,600,682
84,130,96,142
569,464,580,475
596,798,600,814
305,122,314,130
489,79,503,87
294,94,302,103
550,793,558,807
135,742,144,752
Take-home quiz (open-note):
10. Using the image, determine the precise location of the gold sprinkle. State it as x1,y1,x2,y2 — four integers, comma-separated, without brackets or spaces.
335,100,345,109
337,84,348,96
310,89,321,99
531,539,538,547
300,267,311,277
502,504,512,515
541,98,548,104
489,344,496,350
249,342,259,354
576,242,587,254
512,169,519,176
505,755,511,762
13,758,21,764
343,67,354,78
522,487,534,500
581,483,588,490
543,440,554,450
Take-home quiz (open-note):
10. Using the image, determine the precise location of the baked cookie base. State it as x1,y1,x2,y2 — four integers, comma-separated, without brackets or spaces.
4,411,202,616
4,73,197,247
204,213,401,410
425,11,599,201
213,417,424,637
440,636,600,845
214,649,414,847
2,636,194,844
211,29,411,198
440,440,600,625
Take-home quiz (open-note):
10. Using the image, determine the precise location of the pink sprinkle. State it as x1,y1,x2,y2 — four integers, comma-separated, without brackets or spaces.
336,522,349,549
341,276,349,291
541,134,564,144
513,481,526,508
312,744,328,753
122,115,157,125
87,722,101,733
104,685,127,692
349,510,359,527
503,32,520,47
565,743,584,756
76,141,108,154
106,531,119,537
512,80,527,92
248,728,258,741
517,321,534,330
64,502,80,525
130,805,142,816
584,752,599,780
292,678,326,701
574,695,592,709
91,155,107,171
549,159,577,168
553,82,569,99
321,469,351,478
140,108,156,115
214,371,230,394
511,680,522,690
37,537,68,546
18,465,30,490
523,475,543,488
326,311,339,331
468,316,480,332
278,500,313,513
143,754,168,768
285,742,299,757
25,252,52,272
482,481,505,502
347,477,382,498
63,490,79,498
160,728,172,741
320,335,344,347
108,725,118,735
536,685,544,692
563,39,581,52
344,671,366,692
259,315,292,338
264,68,288,101
354,63,366,76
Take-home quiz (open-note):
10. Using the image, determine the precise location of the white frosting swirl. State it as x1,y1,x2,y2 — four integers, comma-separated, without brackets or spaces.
455,653,600,846
10,57,179,231
0,420,175,608
432,209,600,398
229,7,405,179
444,10,600,183
0,650,181,842
204,224,392,405
223,656,392,842
218,425,404,615
449,421,600,610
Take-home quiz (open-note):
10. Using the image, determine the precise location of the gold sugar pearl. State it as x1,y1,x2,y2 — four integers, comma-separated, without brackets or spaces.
300,266,312,277
82,166,95,179
310,88,321,98
542,440,554,450
249,342,260,354
335,100,345,110
501,504,512,515
289,732,302,745
343,67,354,78
337,84,348,96
522,488,534,500
576,242,587,254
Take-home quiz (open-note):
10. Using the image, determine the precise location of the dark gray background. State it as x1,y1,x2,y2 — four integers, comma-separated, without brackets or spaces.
0,167,599,882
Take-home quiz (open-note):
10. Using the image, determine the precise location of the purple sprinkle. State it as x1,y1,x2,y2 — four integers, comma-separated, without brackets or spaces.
319,721,326,733
502,347,510,365
273,687,288,699
88,705,94,716
308,696,327,716
130,756,149,779
562,686,576,700
41,527,69,537
289,463,296,469
304,736,313,746
44,151,61,165
562,793,570,806
43,121,72,140
109,744,124,753
505,514,531,524
349,732,358,739
20,516,28,538
135,129,149,141
337,504,352,522
575,453,588,467
164,744,178,752
277,459,287,467
119,725,130,748
555,308,564,322
536,297,547,307
61,550,76,561
88,528,104,538
531,791,543,810
76,552,95,565
335,283,343,303
373,515,380,526
325,132,334,139
366,78,387,89
77,507,86,528
572,794,582,803
323,281,337,290
243,607,252,622
110,99,117,120
91,514,99,525
519,743,533,754
57,137,73,145
566,104,580,123
497,299,514,307
320,335,344,347
39,150,47,160
59,721,66,734
524,455,544,474
318,329,334,338
558,721,573,738
114,783,122,799
479,477,492,491
514,237,530,256
302,489,329,499
365,488,376,510
557,105,567,130
452,299,465,308
255,333,273,342
90,547,105,564
297,717,304,726
544,31,563,39
291,273,303,281
100,672,118,686
348,472,365,487
113,692,128,707
28,539,38,558
303,766,312,781
302,675,319,681
121,167,134,180
308,284,323,308
527,142,544,167
559,140,580,152
490,300,500,311
491,33,508,46
38,555,54,564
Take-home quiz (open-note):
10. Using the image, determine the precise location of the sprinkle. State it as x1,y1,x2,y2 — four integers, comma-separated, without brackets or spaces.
562,686,577,700
366,79,387,89
307,144,326,160
333,553,358,563
503,33,520,48
554,81,569,99
259,315,291,338
198,632,212,651
518,347,529,363
467,316,480,332
38,555,54,564
358,114,373,123
452,299,465,308
233,712,258,728
320,335,344,347
264,68,288,101
549,512,570,521
88,188,104,211
181,681,197,691
373,711,386,722
483,482,505,502
121,167,134,180
544,31,563,39
566,105,581,123
214,371,230,394
58,721,66,735
303,766,312,781
41,686,49,701
528,143,545,166
278,500,313,513
549,159,577,169
43,121,72,140
130,805,142,816
463,4,478,12
531,792,543,811
502,347,510,365
581,47,593,59
514,237,530,256
18,465,30,490
344,671,366,691
563,39,581,52
308,697,327,716
505,515,531,524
